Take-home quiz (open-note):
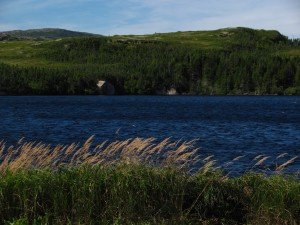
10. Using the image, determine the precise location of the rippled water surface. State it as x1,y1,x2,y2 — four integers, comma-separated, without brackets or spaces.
1,96,299,174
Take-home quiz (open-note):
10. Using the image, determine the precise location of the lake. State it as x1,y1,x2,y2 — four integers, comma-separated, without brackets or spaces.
0,96,299,174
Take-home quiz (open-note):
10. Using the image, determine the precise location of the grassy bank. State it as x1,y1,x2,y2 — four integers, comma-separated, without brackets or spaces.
0,138,299,224
0,165,299,225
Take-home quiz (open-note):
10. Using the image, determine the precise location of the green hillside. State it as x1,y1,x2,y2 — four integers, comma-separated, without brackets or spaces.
0,27,299,95
112,27,289,48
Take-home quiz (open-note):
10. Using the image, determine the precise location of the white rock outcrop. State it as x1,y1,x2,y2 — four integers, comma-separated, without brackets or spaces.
167,88,178,95
97,80,115,95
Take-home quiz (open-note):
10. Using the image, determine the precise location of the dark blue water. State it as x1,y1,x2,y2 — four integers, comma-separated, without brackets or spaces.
0,96,299,174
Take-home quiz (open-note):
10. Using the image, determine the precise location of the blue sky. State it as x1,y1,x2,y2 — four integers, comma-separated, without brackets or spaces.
0,0,299,37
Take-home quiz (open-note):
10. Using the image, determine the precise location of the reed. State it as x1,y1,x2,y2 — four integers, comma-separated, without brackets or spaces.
0,137,299,225
0,137,203,172
0,137,298,173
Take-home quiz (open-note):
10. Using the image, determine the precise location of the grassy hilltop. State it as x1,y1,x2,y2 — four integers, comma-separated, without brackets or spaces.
0,27,299,95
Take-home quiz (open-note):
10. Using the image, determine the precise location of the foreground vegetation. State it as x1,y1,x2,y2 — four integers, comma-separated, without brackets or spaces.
1,165,299,225
0,137,299,224
0,27,299,95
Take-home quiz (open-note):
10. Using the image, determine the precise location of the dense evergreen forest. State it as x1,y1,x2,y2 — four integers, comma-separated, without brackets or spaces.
0,27,299,95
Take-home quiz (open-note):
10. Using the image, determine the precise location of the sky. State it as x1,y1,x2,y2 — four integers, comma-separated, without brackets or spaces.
0,0,299,38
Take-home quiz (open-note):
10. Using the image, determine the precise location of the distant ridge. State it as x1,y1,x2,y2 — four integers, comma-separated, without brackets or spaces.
0,28,100,40
0,27,289,43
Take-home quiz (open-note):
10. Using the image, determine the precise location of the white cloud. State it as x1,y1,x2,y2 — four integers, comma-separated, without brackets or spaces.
105,0,300,37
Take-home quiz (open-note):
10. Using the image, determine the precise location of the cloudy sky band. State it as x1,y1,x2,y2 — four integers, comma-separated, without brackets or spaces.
0,0,299,37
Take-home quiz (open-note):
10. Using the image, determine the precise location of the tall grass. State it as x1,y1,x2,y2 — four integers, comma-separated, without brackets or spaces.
0,137,298,173
0,165,299,225
0,137,299,224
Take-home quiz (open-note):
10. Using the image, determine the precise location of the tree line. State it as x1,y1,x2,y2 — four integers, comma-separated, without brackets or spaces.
0,36,299,95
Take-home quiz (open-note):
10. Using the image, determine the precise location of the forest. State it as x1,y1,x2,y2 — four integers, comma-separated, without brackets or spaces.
0,27,299,95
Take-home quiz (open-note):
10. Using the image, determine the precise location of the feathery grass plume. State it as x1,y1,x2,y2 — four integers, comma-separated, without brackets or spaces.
203,155,214,162
0,137,204,172
254,156,270,166
199,160,217,175
0,137,298,174
276,153,288,159
232,155,245,161
253,154,265,161
276,156,298,171
17,137,25,145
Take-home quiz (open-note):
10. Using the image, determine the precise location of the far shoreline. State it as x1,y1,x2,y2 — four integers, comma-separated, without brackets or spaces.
0,94,299,97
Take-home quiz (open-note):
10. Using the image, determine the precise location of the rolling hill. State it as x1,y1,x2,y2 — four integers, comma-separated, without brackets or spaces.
0,28,99,40
0,27,299,95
